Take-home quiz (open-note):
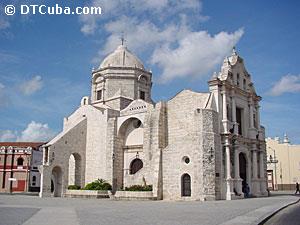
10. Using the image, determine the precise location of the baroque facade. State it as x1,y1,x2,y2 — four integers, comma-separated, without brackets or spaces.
40,45,268,200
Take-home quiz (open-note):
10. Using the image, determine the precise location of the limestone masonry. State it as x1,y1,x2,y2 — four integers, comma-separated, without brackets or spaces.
40,45,268,200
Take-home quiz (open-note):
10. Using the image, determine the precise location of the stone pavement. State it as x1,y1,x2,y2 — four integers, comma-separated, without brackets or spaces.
0,191,298,225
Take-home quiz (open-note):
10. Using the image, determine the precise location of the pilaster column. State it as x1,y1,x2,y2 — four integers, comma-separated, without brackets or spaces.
231,89,238,134
251,144,259,195
249,103,254,129
225,138,234,200
234,147,240,179
252,149,258,179
256,106,260,128
259,151,264,179
222,90,229,133
226,143,231,180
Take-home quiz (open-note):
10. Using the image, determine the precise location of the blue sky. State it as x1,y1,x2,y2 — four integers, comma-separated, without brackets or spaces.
0,0,299,144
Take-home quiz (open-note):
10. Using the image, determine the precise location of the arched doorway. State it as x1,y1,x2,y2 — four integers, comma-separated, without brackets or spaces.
116,117,144,190
239,153,247,185
181,173,191,197
68,153,82,188
51,166,63,197
130,158,143,174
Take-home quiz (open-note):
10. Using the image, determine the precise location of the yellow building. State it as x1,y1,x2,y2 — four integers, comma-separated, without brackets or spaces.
266,135,300,191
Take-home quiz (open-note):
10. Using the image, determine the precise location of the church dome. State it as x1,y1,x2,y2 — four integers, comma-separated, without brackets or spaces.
99,45,145,70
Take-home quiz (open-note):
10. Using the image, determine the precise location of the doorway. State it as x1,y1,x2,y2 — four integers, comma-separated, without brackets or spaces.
181,173,191,197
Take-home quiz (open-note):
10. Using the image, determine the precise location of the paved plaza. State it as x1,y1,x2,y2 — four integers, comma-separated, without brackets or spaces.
0,192,299,225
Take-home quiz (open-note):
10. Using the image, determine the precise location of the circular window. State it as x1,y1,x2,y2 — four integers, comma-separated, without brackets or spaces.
133,120,142,128
182,156,190,164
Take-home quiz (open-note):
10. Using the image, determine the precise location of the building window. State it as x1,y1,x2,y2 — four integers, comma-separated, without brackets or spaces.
237,73,240,86
130,158,143,174
44,147,49,164
236,107,243,135
181,173,191,197
17,157,24,166
139,91,145,100
32,176,36,186
253,113,257,128
182,156,190,164
243,79,246,90
97,90,102,100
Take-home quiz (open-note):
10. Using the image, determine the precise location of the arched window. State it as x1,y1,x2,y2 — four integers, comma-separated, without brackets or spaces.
17,157,24,166
181,173,191,197
130,158,143,174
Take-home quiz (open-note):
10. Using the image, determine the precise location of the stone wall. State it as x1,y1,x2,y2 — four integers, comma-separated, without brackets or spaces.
162,90,214,200
40,118,87,197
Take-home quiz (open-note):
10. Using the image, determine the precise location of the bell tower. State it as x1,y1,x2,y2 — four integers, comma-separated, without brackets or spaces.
91,45,153,111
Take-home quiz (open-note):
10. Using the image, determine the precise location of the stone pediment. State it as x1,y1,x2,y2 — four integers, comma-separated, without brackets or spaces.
120,99,149,116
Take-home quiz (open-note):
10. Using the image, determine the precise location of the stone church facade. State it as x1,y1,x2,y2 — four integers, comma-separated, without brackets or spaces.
40,45,268,200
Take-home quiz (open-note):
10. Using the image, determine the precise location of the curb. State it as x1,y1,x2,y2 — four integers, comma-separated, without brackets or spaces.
257,198,300,225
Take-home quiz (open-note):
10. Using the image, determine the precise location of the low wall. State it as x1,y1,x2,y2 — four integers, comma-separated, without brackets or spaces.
113,191,156,200
64,190,110,198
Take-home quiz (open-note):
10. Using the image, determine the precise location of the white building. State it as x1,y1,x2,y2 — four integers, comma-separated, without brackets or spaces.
40,45,268,200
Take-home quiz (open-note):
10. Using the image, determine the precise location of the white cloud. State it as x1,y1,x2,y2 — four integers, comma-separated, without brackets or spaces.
151,29,244,83
79,0,202,35
17,121,55,142
79,0,117,35
0,121,55,142
94,16,185,58
81,0,243,83
0,130,17,142
93,16,243,82
269,74,300,96
19,76,43,95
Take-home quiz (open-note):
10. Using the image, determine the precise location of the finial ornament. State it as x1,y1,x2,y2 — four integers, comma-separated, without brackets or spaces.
232,46,237,55
120,31,125,46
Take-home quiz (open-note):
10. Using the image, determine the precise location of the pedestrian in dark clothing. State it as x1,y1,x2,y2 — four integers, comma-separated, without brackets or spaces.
295,182,300,194
242,182,250,198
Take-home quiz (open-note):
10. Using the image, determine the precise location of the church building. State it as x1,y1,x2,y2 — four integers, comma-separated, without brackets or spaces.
40,44,268,200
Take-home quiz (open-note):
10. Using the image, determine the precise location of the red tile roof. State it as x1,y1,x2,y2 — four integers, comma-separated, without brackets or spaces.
0,142,45,150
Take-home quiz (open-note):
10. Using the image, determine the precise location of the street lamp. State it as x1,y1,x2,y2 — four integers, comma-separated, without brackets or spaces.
267,147,278,190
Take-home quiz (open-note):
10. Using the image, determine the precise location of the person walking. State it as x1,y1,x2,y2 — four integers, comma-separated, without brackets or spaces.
295,182,300,194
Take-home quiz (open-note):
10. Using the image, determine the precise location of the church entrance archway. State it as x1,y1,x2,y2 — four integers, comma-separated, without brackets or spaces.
181,173,191,197
239,153,247,184
68,153,82,188
116,117,144,190
51,166,63,197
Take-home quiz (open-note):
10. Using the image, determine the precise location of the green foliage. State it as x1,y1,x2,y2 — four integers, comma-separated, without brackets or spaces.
68,185,81,190
83,179,112,190
124,185,152,191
